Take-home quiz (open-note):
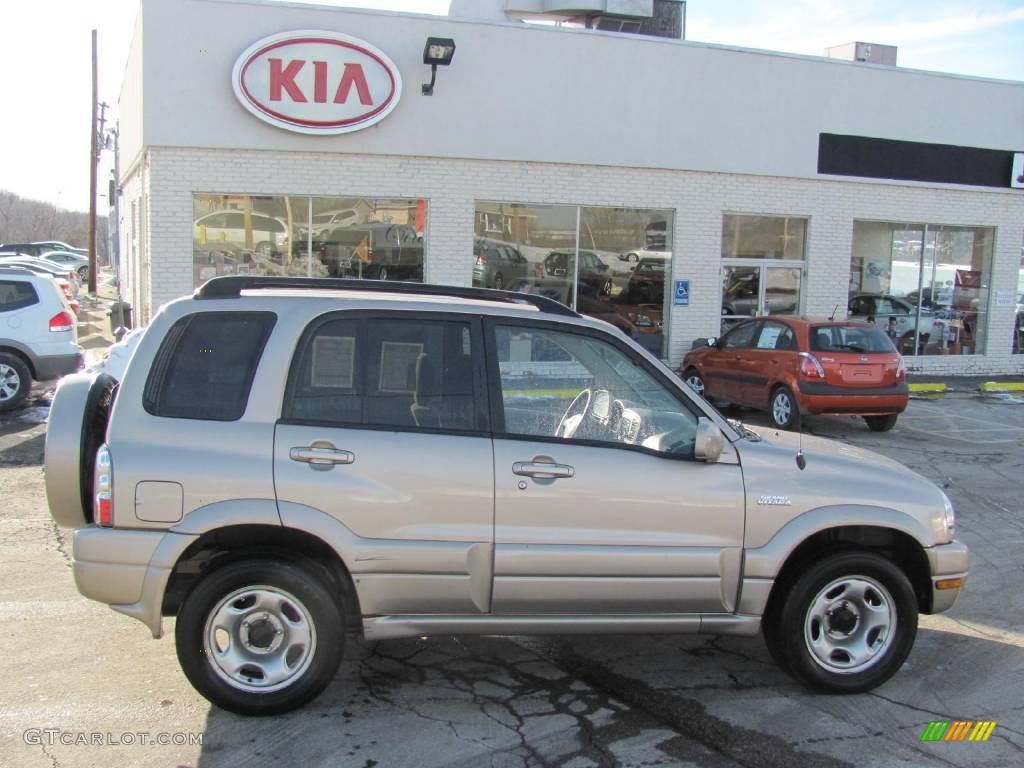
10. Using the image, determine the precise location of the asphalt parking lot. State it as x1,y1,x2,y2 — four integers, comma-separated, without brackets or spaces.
1,387,1022,768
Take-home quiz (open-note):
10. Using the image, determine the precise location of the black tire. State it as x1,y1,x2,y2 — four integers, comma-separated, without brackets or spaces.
494,273,504,290
175,559,345,716
682,368,706,399
864,414,898,432
771,551,917,693
768,385,801,431
377,265,389,281
0,352,32,413
601,279,612,295
77,265,89,282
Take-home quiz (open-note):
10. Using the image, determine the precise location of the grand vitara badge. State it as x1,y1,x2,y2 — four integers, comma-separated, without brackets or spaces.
232,30,402,135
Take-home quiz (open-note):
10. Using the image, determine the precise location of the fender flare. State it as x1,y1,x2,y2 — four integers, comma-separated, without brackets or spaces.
744,504,933,580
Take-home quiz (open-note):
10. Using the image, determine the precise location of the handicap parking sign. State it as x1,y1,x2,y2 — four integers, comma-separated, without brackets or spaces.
674,279,689,306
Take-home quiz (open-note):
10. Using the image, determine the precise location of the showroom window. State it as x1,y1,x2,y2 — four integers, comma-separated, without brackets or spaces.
849,222,993,356
1014,235,1023,355
192,195,426,286
720,214,807,334
472,202,673,358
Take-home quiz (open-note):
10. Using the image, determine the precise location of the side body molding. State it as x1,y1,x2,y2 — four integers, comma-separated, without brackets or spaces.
279,502,494,615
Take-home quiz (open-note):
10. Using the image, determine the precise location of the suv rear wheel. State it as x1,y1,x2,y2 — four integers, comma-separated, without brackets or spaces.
175,559,344,715
768,551,917,693
0,352,32,412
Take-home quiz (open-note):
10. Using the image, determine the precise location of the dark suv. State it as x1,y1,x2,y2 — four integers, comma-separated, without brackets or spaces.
296,223,423,281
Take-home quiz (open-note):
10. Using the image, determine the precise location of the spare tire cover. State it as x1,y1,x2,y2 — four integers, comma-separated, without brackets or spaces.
44,372,117,529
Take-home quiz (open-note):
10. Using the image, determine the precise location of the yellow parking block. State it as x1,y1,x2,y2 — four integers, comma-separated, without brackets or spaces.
909,383,948,393
978,381,1024,393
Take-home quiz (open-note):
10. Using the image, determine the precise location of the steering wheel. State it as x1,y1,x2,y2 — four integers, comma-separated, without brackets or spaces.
555,389,592,439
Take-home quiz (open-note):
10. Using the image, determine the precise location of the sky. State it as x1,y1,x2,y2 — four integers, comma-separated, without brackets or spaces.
1,0,1021,214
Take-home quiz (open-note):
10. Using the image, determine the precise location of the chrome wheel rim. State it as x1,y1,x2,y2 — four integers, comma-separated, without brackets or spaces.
772,391,792,425
0,363,21,401
804,575,896,674
203,586,316,693
685,374,704,397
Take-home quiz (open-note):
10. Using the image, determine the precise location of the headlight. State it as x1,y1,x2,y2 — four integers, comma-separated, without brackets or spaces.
941,490,956,538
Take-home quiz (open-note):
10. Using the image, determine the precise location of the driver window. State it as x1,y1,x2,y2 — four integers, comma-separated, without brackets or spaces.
722,321,759,349
494,325,697,456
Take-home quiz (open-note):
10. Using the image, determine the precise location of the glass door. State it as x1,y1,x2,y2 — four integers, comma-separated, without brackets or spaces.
721,262,803,334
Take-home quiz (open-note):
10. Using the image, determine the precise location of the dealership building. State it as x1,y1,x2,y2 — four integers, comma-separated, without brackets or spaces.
116,0,1024,373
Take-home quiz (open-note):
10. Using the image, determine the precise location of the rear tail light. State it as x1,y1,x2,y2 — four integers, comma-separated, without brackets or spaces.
475,254,488,266
93,444,113,527
896,356,906,382
48,311,74,332
799,352,826,379
59,282,73,301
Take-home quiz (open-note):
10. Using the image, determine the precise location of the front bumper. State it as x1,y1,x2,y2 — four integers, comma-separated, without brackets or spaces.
925,539,969,614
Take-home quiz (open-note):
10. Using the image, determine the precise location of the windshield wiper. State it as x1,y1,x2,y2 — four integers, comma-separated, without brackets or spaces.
728,418,761,441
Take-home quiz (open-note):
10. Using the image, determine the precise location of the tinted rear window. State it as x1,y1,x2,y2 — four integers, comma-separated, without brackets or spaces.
811,325,895,353
144,311,276,421
0,280,38,311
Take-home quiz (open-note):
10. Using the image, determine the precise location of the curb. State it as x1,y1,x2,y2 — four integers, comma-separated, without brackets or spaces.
978,382,1024,393
909,383,948,393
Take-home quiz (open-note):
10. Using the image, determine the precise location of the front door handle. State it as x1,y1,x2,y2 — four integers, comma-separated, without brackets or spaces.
290,445,355,466
513,461,574,479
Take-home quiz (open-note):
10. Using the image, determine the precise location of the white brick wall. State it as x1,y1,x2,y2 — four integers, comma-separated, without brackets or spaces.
141,146,1024,374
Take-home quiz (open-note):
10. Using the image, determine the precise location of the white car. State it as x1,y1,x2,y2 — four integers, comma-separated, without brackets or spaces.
41,250,90,281
0,270,83,411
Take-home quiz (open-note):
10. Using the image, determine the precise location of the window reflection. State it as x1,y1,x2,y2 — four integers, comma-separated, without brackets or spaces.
849,222,993,356
193,195,426,286
473,203,673,357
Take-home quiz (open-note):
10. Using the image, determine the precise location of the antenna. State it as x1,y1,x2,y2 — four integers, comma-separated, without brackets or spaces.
830,304,840,320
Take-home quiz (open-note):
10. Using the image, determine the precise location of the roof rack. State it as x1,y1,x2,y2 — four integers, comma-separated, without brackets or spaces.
193,276,581,317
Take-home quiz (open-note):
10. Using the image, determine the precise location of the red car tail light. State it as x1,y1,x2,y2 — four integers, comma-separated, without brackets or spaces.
896,356,906,382
475,253,488,266
94,444,113,527
48,311,74,332
799,352,825,379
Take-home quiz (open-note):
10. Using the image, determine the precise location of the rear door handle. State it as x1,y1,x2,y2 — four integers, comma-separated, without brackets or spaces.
513,461,574,479
290,446,355,466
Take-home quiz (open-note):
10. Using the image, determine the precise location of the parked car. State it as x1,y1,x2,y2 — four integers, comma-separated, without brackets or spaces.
623,257,665,304
542,250,613,295
0,242,51,258
0,269,82,410
310,208,360,237
0,264,79,315
33,241,88,256
44,276,966,715
619,248,670,265
472,238,530,289
847,293,936,354
297,223,423,280
0,253,81,294
193,210,289,257
41,250,90,281
679,316,908,431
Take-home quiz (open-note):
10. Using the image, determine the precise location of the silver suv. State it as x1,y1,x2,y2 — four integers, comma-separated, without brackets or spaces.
44,277,968,715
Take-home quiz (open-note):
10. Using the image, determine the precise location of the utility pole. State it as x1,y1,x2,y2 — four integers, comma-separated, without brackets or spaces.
87,29,99,294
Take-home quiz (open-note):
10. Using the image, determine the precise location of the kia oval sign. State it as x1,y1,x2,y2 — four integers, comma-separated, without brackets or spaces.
232,30,402,135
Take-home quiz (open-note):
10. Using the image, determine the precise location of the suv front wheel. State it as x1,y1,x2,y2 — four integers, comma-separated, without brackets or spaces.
767,551,918,693
175,559,345,715
0,353,32,413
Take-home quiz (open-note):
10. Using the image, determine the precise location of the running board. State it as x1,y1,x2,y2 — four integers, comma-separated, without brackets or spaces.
362,613,761,641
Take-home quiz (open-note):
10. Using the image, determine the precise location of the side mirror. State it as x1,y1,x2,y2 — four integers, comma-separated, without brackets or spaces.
707,337,718,348
694,417,724,463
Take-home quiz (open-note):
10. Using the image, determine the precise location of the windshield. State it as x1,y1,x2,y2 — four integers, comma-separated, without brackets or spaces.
811,324,896,353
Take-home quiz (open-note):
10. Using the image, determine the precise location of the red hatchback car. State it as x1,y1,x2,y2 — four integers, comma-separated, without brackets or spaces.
678,316,908,432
